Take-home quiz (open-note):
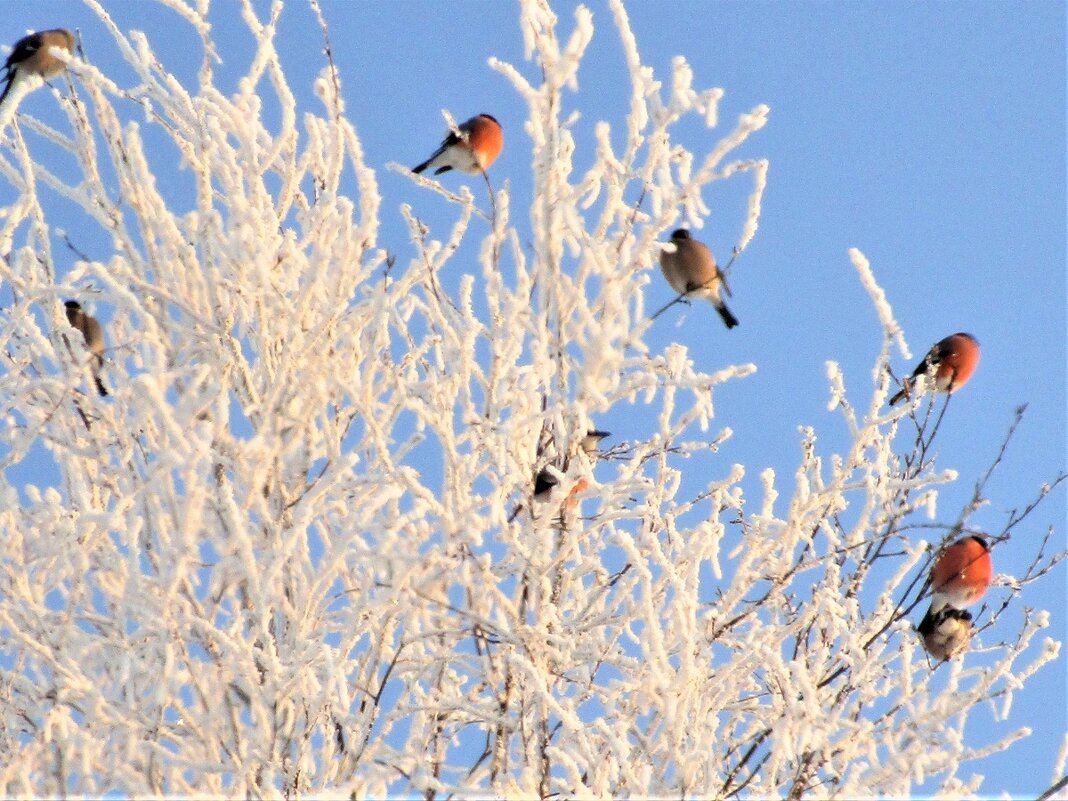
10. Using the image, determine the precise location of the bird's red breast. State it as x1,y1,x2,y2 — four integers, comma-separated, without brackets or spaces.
466,114,503,171
930,535,992,611
929,333,980,394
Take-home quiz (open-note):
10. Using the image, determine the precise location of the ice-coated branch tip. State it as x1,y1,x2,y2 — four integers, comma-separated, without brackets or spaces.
738,159,769,252
849,247,909,359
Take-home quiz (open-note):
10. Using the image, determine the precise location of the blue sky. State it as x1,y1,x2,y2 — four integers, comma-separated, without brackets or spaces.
2,1,1065,796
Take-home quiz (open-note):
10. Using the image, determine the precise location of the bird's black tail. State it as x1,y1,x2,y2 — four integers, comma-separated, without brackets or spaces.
716,302,739,329
94,375,108,397
412,144,446,175
888,380,912,406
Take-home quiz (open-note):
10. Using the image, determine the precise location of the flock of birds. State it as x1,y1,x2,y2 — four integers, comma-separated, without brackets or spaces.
3,28,988,662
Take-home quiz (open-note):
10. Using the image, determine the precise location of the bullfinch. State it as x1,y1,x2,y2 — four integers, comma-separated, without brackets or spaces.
918,606,973,661
0,29,75,109
412,113,503,176
659,229,739,329
889,332,980,406
65,300,107,396
511,429,610,521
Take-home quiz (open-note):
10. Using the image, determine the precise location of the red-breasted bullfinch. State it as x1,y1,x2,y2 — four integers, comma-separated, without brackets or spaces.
917,535,991,636
0,29,75,108
65,300,107,396
511,429,610,521
412,113,503,176
533,429,610,501
659,229,738,329
889,332,980,406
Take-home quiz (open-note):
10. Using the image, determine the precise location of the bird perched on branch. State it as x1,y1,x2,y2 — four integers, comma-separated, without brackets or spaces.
916,536,992,660
918,606,973,661
64,300,108,396
510,429,610,522
0,29,75,109
412,113,502,176
659,229,739,329
889,332,980,406
532,429,610,501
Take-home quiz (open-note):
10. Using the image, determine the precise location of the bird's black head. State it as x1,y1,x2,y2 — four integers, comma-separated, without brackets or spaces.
670,229,691,240
64,300,81,311
480,114,499,125
534,470,558,496
582,430,610,453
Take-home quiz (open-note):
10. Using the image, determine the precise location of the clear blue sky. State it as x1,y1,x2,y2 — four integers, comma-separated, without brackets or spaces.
3,1,1065,795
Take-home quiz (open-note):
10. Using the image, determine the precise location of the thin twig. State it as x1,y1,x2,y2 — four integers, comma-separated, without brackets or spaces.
648,291,688,322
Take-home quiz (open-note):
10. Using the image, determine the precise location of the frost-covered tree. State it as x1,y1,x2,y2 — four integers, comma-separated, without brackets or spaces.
0,1,1063,798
